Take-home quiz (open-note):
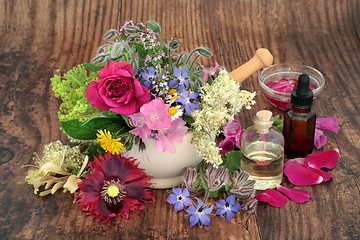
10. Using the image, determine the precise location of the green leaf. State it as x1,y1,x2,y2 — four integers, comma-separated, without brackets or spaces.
131,42,148,57
225,183,232,192
209,191,220,198
200,171,208,191
60,117,130,140
87,144,105,158
276,123,283,132
83,63,103,72
182,114,195,125
221,150,241,173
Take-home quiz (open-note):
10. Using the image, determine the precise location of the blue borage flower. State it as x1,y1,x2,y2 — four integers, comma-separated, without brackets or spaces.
169,66,189,93
185,197,214,227
140,66,161,89
215,195,241,222
166,187,192,212
176,89,201,115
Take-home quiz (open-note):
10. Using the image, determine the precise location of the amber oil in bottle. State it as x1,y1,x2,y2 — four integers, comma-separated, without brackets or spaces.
241,110,285,190
283,74,316,158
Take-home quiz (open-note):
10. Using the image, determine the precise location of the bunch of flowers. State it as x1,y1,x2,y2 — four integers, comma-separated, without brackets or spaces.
24,20,257,223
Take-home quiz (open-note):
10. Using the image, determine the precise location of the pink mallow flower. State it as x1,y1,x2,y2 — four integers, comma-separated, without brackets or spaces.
314,116,340,149
155,118,188,153
129,113,151,141
202,59,222,83
284,149,339,186
140,98,172,130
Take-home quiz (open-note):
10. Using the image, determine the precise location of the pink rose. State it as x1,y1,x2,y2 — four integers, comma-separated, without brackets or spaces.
86,60,150,115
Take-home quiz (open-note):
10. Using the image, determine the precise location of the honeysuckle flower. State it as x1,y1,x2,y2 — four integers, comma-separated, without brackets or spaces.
215,195,241,222
155,117,188,153
169,66,189,93
77,152,155,223
129,113,152,141
176,89,201,115
63,156,89,194
183,167,200,192
185,198,214,227
96,129,126,154
314,116,340,149
276,185,312,203
202,59,222,83
140,98,172,130
254,188,287,207
166,187,192,212
140,66,161,89
283,149,339,186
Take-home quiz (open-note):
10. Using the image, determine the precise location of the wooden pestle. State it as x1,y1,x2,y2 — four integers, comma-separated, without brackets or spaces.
229,48,273,84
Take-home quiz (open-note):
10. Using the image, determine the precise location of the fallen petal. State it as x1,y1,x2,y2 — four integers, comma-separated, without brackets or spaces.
307,166,333,182
314,129,327,149
316,117,340,133
284,161,323,186
305,149,339,169
276,185,312,203
254,189,287,207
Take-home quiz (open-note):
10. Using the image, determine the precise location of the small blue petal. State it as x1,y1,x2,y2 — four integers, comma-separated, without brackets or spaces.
143,81,151,89
182,68,188,78
183,79,189,87
140,71,148,80
195,197,204,208
182,89,189,99
202,205,214,214
174,201,184,212
227,195,236,205
200,215,211,226
225,210,234,222
216,199,226,208
183,198,192,207
185,206,197,215
175,97,187,105
174,66,181,78
189,103,201,110
166,194,178,204
177,84,185,93
216,208,226,215
173,187,182,196
189,214,200,227
185,105,192,115
189,92,199,100
230,203,241,212
169,79,178,88
148,67,155,75
182,188,190,198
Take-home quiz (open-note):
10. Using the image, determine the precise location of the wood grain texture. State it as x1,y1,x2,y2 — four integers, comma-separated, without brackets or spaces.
1,0,359,239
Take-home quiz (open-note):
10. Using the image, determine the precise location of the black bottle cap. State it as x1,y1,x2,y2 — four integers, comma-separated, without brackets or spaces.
290,74,314,108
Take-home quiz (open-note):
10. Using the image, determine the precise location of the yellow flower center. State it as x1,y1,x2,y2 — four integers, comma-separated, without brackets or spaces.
107,185,120,197
168,89,177,95
171,96,178,101
168,107,178,116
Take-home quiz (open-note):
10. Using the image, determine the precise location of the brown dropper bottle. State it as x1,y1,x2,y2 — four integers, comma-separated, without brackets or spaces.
283,74,316,159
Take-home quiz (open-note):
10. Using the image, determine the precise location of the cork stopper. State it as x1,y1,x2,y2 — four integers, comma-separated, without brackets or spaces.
256,110,272,122
254,110,273,134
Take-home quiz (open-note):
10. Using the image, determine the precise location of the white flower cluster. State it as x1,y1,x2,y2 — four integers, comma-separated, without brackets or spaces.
192,69,256,166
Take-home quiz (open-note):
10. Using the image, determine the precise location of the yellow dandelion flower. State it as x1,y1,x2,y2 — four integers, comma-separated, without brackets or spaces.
96,129,126,154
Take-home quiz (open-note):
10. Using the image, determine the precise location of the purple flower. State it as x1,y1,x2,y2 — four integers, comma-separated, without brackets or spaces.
223,119,244,148
169,66,189,93
215,195,241,222
218,138,235,154
185,198,213,227
140,66,161,89
176,89,201,115
129,113,151,141
166,187,192,212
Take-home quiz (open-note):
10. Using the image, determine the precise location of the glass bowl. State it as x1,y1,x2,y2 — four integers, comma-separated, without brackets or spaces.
258,63,325,110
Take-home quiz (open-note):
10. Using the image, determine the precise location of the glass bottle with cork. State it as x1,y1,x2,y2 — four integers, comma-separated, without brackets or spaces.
241,110,284,190
283,74,316,158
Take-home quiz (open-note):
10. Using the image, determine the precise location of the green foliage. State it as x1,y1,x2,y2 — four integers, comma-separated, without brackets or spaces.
51,65,98,122
60,117,131,140
273,114,284,131
221,150,241,173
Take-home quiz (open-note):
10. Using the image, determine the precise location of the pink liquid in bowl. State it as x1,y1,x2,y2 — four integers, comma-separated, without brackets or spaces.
263,78,317,111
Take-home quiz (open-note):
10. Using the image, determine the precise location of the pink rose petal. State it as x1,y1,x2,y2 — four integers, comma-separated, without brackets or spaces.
316,117,340,133
305,149,339,169
276,185,312,203
314,128,327,149
306,166,333,182
284,161,323,186
254,189,287,207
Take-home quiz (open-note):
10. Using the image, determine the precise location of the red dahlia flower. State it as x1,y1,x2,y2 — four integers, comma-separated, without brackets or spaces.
77,152,155,222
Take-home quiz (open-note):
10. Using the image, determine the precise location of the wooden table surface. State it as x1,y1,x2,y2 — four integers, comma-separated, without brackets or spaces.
1,0,360,239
